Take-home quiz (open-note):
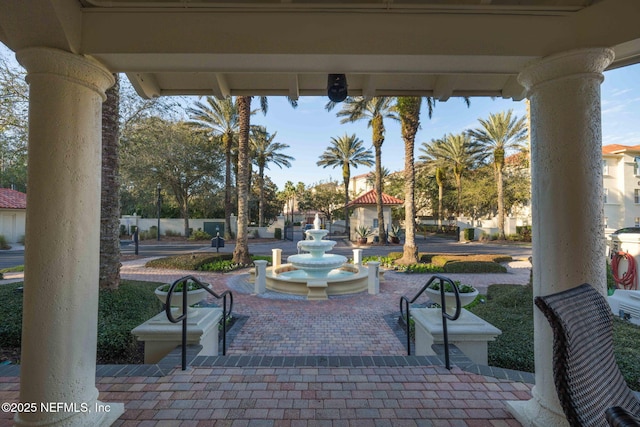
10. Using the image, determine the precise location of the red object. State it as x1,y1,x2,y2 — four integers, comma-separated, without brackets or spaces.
612,251,638,290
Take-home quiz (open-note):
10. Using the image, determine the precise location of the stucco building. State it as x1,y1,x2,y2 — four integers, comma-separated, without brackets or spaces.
603,144,640,231
0,188,26,244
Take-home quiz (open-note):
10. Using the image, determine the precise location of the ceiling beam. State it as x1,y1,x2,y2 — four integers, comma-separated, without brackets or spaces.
361,75,376,99
501,75,526,101
288,74,299,100
212,73,230,99
433,75,458,101
126,72,160,99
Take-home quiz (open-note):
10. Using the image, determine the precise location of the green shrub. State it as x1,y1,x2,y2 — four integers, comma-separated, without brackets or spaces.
274,228,282,240
146,252,233,270
443,261,507,273
0,281,164,364
139,227,158,240
164,229,182,237
0,265,24,274
97,281,164,363
431,254,512,268
463,228,475,241
386,252,403,260
189,229,212,241
199,259,238,272
0,234,10,250
403,264,444,274
0,283,23,347
418,253,435,263
515,225,532,242
251,255,272,263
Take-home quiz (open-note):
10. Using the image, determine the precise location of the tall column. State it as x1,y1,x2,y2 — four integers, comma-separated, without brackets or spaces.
507,48,614,426
15,48,122,426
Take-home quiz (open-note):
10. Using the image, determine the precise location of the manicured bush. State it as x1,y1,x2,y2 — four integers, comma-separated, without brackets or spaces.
386,252,403,260
97,281,164,363
403,264,444,274
0,283,23,348
189,229,212,241
431,254,512,267
164,229,182,237
0,281,164,364
274,228,282,240
443,261,507,273
146,252,233,270
463,228,475,241
0,234,10,250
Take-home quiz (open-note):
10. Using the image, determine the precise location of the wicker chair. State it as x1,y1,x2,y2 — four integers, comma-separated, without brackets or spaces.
534,283,640,427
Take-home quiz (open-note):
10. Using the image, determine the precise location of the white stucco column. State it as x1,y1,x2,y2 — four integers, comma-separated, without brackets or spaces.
507,48,614,427
15,48,122,426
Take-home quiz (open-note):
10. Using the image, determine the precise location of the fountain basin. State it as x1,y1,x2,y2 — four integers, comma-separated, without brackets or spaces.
266,263,369,298
287,253,347,278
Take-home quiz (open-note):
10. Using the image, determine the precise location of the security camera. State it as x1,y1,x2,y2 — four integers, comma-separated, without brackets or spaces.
327,74,348,103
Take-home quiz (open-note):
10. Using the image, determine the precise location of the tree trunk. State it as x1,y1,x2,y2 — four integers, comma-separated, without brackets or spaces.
438,183,443,227
258,166,265,227
496,164,506,240
223,132,233,239
374,142,386,244
372,115,386,245
182,195,190,239
99,73,120,290
233,96,252,264
397,97,420,265
342,164,350,237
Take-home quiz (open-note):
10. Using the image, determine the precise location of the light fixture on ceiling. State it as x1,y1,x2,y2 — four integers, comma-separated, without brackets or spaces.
327,74,348,103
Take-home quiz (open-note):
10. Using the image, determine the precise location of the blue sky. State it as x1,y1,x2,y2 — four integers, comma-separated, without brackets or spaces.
252,64,640,190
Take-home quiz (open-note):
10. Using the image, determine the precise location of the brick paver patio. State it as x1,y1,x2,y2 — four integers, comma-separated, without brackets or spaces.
0,251,534,426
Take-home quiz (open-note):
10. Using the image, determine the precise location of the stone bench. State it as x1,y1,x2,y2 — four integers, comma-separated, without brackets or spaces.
411,308,501,365
132,307,223,364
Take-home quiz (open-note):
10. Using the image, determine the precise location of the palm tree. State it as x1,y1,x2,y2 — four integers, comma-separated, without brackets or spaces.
317,134,374,235
332,97,398,244
365,166,391,189
187,96,238,240
100,73,120,290
250,125,294,226
420,132,482,217
467,110,528,240
395,97,426,264
418,137,449,226
233,96,258,264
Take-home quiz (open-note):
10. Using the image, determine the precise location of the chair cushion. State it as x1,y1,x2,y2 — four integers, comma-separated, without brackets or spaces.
535,283,640,427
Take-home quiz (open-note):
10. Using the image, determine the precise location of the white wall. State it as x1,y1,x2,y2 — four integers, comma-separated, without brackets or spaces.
0,209,26,243
120,214,287,239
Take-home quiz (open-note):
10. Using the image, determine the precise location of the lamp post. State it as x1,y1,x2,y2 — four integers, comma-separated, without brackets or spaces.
156,183,162,241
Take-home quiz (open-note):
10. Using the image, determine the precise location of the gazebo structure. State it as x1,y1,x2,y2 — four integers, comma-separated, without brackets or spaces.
1,1,639,426
346,189,403,243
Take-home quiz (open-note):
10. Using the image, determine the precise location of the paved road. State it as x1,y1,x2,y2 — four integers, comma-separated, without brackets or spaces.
0,235,531,271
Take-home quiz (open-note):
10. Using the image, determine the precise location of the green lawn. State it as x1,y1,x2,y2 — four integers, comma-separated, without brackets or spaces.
469,284,640,391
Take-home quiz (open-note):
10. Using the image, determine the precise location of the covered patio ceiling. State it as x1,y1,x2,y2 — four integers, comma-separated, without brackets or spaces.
1,0,639,101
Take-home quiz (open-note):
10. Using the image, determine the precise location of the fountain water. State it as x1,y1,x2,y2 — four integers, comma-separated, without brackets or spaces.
265,214,369,299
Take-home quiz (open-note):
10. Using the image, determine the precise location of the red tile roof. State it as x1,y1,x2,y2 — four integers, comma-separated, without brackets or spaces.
347,189,403,207
0,188,26,209
602,144,640,155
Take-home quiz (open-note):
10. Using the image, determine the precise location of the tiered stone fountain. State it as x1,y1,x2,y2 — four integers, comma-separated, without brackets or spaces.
265,214,369,300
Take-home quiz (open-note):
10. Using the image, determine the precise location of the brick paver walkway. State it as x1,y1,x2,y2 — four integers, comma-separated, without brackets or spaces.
0,255,534,426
